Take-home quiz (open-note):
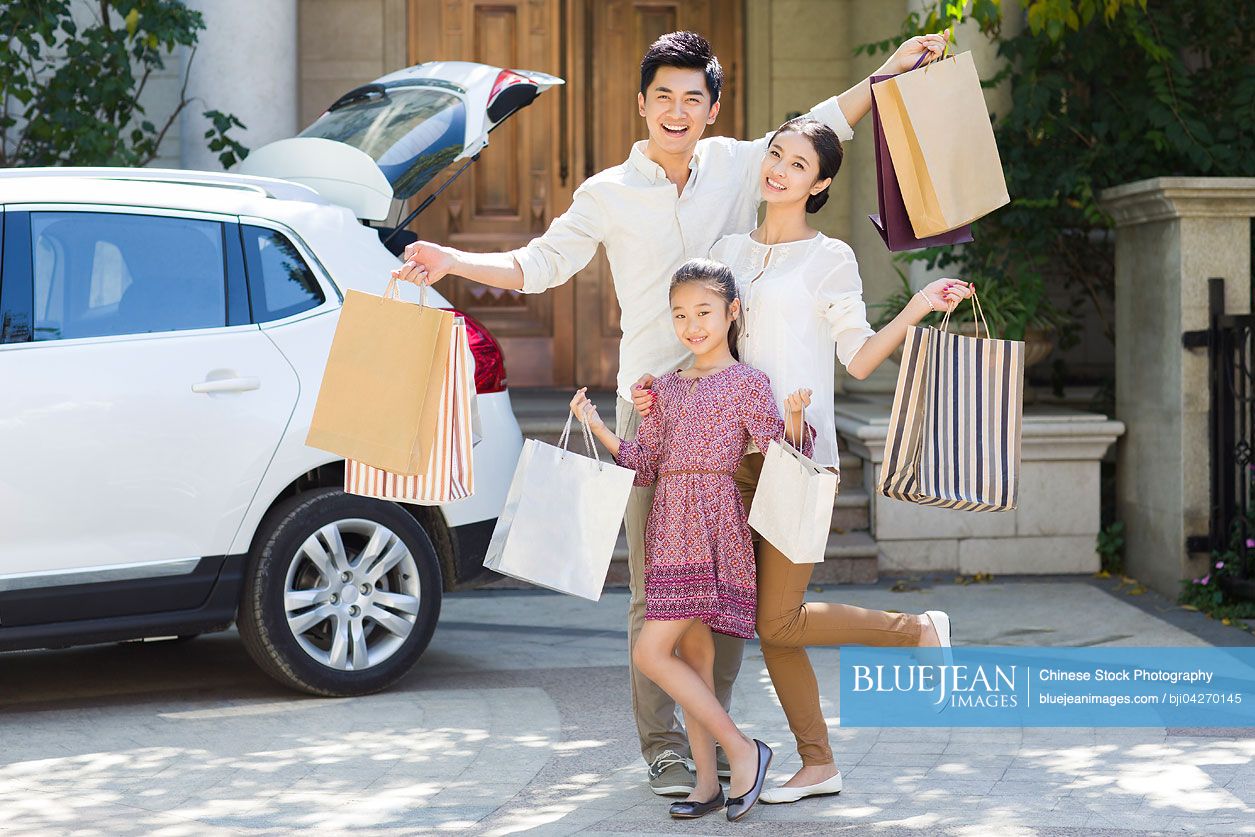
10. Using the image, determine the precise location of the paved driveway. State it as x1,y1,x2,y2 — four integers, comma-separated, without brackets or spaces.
1,580,1252,835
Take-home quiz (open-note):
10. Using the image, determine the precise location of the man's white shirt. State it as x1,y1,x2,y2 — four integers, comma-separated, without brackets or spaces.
509,97,855,399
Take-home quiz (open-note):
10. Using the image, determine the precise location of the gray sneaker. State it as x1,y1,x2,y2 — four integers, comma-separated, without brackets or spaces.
648,750,696,796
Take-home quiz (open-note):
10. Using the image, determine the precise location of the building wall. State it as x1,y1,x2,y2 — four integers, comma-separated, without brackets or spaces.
298,0,408,128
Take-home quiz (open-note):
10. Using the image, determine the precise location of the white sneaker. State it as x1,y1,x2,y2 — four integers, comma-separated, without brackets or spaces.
759,771,843,804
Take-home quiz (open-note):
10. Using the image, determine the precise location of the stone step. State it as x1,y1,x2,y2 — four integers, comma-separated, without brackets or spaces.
837,450,863,485
812,529,880,584
832,485,870,532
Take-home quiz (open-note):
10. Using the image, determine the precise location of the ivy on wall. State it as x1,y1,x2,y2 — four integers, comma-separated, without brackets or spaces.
861,0,1254,371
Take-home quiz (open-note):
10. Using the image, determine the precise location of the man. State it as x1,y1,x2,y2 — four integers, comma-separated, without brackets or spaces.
394,30,948,795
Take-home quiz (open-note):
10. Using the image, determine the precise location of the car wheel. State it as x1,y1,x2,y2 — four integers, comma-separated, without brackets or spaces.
238,488,442,696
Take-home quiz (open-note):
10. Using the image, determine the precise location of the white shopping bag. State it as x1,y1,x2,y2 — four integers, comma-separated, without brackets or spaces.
748,429,839,565
483,413,634,600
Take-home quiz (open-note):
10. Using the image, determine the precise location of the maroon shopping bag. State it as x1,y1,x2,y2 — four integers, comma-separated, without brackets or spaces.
869,71,973,252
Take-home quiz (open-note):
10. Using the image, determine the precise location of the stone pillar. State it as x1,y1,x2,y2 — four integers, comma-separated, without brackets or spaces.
179,0,298,171
1099,177,1255,596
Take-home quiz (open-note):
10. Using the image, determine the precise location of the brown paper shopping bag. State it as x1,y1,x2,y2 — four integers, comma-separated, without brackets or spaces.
873,51,1010,238
344,317,476,504
306,280,453,476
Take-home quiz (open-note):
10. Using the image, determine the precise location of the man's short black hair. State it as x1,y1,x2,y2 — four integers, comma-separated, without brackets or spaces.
639,31,723,104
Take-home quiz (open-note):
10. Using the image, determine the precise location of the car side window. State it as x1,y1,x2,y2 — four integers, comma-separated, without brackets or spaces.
31,212,227,341
241,225,325,323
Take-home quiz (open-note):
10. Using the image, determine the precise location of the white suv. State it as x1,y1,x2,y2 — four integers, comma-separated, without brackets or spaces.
0,62,561,696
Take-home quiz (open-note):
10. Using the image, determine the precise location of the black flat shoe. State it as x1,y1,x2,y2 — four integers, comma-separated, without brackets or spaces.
669,788,725,819
725,739,773,822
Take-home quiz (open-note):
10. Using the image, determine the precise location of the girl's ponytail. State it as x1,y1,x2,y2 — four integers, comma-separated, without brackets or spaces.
669,258,742,360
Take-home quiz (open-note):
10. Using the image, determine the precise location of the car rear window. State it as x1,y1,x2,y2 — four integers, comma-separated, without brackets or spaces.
300,84,467,200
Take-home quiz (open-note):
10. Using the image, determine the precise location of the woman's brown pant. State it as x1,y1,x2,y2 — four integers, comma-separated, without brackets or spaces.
735,453,922,766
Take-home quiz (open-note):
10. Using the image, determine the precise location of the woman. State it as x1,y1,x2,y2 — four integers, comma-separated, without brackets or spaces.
634,116,970,803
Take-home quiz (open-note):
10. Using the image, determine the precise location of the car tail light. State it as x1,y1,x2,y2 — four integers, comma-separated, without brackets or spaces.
448,309,507,394
489,69,532,101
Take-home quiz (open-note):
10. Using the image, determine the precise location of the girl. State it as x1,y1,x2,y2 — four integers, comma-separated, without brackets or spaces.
571,259,812,822
634,117,972,804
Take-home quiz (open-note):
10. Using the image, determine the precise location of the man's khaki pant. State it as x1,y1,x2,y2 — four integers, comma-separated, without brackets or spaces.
617,397,745,765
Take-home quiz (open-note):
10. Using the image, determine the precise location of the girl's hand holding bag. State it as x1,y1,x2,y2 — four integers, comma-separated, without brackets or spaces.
748,415,839,565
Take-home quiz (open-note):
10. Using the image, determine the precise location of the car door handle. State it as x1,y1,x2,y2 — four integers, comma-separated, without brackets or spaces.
192,376,261,394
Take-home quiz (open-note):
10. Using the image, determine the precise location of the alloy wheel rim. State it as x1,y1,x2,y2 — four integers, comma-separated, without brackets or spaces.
283,518,421,671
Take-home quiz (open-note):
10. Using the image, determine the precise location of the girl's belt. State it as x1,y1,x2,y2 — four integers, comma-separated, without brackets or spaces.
659,469,736,478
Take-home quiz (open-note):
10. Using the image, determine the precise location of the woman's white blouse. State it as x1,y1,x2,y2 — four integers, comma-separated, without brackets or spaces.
710,231,876,468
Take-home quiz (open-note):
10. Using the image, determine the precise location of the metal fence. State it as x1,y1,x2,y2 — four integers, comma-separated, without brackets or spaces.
1185,277,1254,576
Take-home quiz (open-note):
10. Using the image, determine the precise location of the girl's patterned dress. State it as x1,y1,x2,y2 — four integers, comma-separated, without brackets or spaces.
615,363,813,639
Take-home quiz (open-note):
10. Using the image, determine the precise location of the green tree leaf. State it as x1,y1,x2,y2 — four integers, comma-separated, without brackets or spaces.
2,1,245,169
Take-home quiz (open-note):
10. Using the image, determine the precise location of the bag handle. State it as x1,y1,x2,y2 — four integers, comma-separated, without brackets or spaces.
383,275,430,308
783,408,815,453
908,28,953,73
558,411,602,465
939,289,991,339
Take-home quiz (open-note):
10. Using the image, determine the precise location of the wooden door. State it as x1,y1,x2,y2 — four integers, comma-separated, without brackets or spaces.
409,0,571,387
408,0,744,389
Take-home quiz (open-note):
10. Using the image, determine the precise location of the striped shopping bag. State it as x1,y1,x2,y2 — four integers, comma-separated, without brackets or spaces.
344,317,476,505
877,296,1024,511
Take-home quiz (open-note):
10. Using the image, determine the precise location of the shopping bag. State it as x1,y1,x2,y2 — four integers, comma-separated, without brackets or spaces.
878,294,1024,511
344,317,476,505
306,280,454,476
483,413,634,601
872,50,1010,237
748,421,840,565
869,68,973,252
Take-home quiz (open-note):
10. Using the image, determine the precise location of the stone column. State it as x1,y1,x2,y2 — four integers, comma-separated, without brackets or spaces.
1099,177,1255,596
179,0,298,171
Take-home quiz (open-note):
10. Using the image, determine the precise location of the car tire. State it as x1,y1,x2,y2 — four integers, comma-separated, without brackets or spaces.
238,488,442,696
